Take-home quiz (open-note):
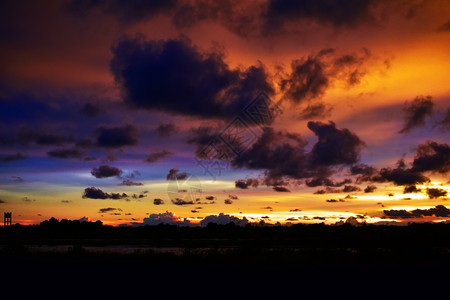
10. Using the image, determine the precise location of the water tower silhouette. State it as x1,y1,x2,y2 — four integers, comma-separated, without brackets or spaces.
4,212,11,227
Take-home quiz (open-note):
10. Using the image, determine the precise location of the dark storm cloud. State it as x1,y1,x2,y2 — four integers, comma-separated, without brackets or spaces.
155,123,179,138
364,185,377,193
145,149,174,163
326,199,344,203
323,187,345,193
305,177,352,187
384,205,450,219
91,165,123,178
399,96,434,134
307,121,365,167
350,163,379,183
166,168,188,180
312,185,359,194
1,152,28,162
333,48,371,70
224,198,233,204
413,205,450,217
434,108,450,130
411,141,450,174
0,95,84,148
186,126,217,148
65,0,179,24
426,188,448,199
342,185,361,192
352,159,430,187
82,187,128,200
98,207,122,214
235,178,260,189
119,179,143,186
298,102,333,120
403,185,421,194
131,193,147,199
313,189,326,194
83,187,111,199
351,141,449,187
153,198,165,205
272,186,290,192
186,126,238,160
189,119,366,193
110,35,274,123
223,121,363,184
383,209,414,219
195,200,216,205
280,56,329,104
263,0,377,33
47,148,85,159
231,126,310,180
378,165,430,186
95,124,138,148
350,163,378,175
171,198,194,205
0,92,106,159
279,48,372,109
261,177,291,187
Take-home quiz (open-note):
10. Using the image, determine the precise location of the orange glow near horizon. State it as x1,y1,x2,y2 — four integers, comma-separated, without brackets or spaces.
4,180,448,226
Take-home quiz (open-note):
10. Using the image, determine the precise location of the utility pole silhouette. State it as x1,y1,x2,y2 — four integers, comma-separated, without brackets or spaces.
4,212,11,227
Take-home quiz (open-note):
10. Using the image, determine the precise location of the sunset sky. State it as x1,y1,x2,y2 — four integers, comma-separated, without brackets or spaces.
1,0,450,226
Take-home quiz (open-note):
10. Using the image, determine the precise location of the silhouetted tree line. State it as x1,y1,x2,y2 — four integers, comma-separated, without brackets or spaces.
1,218,450,250
40,217,103,232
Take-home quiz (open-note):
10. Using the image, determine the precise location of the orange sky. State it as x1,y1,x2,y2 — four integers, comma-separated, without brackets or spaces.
1,0,450,226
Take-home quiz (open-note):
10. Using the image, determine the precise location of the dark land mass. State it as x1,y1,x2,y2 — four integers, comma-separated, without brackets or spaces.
1,219,449,289
1,218,449,263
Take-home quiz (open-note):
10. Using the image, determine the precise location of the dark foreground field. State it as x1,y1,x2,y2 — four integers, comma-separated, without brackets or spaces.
1,220,449,290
